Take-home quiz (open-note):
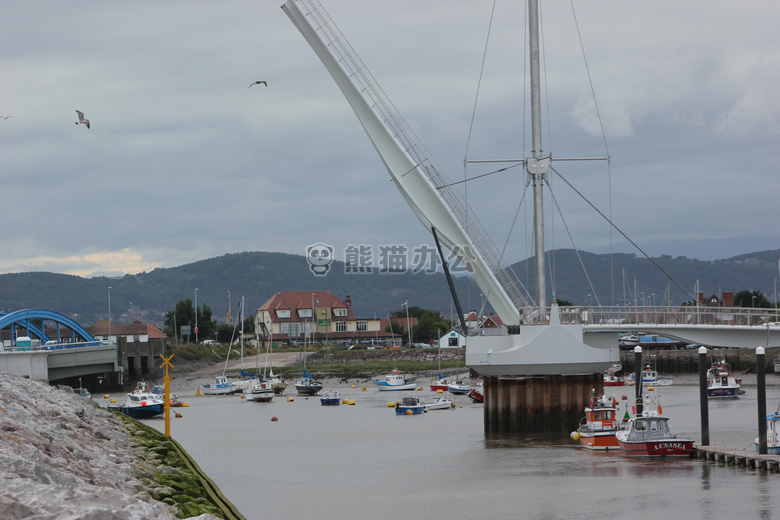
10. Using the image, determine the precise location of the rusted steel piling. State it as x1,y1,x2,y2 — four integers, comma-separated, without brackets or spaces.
482,373,603,433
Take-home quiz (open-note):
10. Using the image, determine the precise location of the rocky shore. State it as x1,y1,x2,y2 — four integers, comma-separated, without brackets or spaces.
0,372,225,520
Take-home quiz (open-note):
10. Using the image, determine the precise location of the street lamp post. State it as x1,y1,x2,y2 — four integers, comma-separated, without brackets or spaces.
194,288,199,344
108,286,112,344
405,297,412,347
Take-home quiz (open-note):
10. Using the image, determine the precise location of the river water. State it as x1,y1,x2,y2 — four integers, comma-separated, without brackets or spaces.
142,380,779,520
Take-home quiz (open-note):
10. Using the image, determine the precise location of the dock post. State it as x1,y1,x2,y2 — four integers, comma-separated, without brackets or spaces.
634,346,643,416
698,346,709,446
757,346,767,454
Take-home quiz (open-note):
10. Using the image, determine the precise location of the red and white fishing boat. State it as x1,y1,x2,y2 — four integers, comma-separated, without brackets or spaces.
468,381,484,403
615,389,694,457
603,364,625,387
571,394,622,450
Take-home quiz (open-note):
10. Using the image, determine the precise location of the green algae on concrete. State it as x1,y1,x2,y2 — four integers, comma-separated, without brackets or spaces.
111,412,246,520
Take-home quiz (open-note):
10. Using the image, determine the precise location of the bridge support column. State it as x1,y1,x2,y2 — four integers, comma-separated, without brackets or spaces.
483,373,603,434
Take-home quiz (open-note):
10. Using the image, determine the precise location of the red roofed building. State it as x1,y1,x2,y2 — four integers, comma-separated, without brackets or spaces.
255,291,402,346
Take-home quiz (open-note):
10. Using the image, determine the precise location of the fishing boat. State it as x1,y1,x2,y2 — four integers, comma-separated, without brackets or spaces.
706,361,741,398
570,394,622,450
199,375,237,396
624,364,673,386
110,384,165,419
320,390,341,406
755,403,780,455
246,378,274,402
429,376,451,392
615,389,693,457
394,395,425,415
468,381,484,403
373,369,417,391
603,363,625,387
424,394,454,411
619,334,639,348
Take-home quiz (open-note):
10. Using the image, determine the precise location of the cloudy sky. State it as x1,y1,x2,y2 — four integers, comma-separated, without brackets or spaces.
2,0,778,278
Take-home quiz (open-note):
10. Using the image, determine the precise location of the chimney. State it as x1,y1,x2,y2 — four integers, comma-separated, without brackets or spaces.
698,292,704,304
345,295,352,307
722,292,734,307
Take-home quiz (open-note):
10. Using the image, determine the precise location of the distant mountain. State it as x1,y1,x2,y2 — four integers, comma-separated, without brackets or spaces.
1,249,778,327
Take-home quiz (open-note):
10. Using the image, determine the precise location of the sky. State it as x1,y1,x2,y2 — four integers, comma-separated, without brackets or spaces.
1,0,779,279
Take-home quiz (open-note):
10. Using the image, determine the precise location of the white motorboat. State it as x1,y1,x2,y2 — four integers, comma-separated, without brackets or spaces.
424,394,454,410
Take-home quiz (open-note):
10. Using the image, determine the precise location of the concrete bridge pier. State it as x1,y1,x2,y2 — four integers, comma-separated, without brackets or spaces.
483,373,603,434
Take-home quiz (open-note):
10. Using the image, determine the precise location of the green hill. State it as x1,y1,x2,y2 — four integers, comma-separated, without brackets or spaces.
1,248,778,326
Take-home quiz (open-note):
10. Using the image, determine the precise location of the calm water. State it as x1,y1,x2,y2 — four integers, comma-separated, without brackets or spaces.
140,382,780,520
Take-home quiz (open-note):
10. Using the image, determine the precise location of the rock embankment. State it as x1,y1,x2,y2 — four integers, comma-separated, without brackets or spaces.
0,372,222,520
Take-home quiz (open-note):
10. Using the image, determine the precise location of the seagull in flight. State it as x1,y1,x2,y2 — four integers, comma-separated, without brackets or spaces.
1,115,14,119
75,110,90,129
249,80,267,88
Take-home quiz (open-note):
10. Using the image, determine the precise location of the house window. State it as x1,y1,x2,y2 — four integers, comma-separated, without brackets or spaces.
299,309,312,319
336,321,347,332
357,321,367,332
277,309,290,319
289,323,301,337
334,308,347,317
280,323,289,334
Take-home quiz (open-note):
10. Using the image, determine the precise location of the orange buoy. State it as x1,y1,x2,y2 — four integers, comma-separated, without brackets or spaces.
174,412,182,418
271,416,278,422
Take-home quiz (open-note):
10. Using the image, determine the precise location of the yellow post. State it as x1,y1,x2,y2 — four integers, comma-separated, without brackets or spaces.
160,354,175,438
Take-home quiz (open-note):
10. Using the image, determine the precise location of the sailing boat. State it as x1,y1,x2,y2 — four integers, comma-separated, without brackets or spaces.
294,321,322,395
266,331,288,395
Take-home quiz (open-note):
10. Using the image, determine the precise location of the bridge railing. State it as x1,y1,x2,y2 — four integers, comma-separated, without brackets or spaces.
554,305,778,327
0,340,115,353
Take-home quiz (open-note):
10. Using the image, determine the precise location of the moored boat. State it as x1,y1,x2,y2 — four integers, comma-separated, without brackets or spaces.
468,381,484,403
447,382,471,395
320,390,341,406
624,365,673,386
246,379,274,402
109,384,165,419
424,394,454,410
295,373,323,396
199,375,237,396
374,369,417,391
394,395,425,415
571,394,622,450
616,414,694,457
615,387,693,457
755,408,780,455
429,376,451,392
706,361,741,399
603,363,625,386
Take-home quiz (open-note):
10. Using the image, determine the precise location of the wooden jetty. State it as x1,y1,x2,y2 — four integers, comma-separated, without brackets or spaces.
693,445,780,473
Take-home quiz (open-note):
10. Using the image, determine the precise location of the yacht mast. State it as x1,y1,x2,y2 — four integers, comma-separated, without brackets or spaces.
528,0,548,315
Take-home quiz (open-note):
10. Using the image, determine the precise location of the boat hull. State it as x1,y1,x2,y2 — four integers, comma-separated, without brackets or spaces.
295,381,323,395
577,432,620,451
116,404,163,419
321,398,341,405
374,382,418,391
395,405,425,415
617,439,694,457
707,386,740,398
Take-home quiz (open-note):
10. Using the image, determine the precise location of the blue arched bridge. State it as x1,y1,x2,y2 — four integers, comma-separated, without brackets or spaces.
0,309,118,383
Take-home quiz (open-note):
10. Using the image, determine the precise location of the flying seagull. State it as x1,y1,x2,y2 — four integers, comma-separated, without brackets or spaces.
75,110,90,129
1,115,14,119
249,81,267,88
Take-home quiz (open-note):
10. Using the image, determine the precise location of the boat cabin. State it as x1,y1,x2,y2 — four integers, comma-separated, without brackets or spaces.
581,395,618,433
624,416,673,442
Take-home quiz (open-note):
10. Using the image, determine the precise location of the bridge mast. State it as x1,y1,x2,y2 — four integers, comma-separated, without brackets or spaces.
528,0,548,314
